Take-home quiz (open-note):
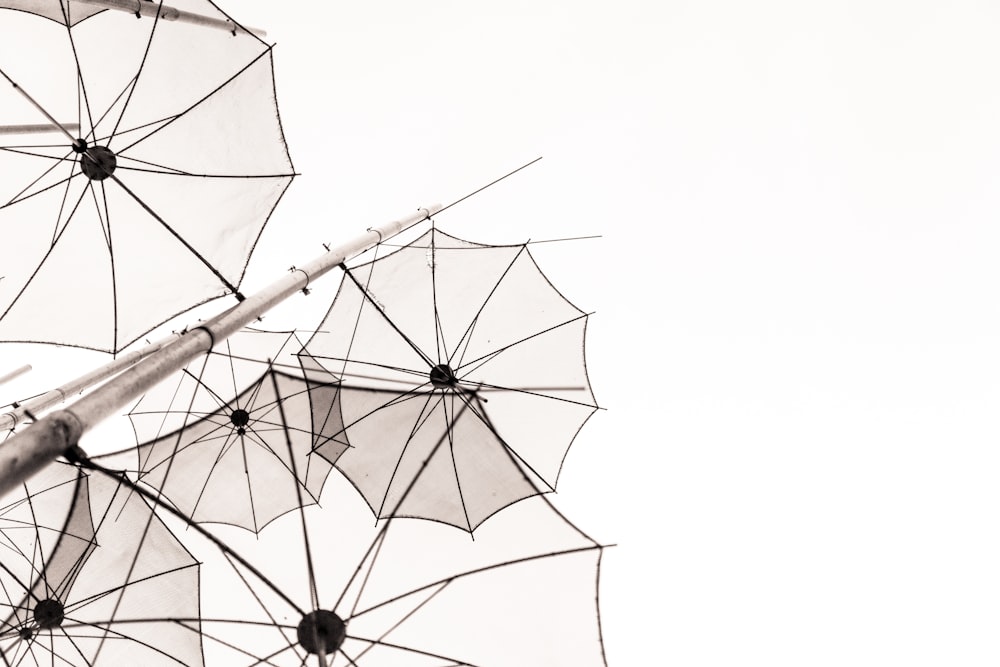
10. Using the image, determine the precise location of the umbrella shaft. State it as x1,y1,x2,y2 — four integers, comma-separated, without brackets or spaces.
73,0,267,37
0,123,80,135
0,205,440,495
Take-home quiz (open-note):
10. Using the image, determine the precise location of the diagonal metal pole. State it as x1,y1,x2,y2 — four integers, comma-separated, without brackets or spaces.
0,205,440,496
74,0,267,36
0,332,182,432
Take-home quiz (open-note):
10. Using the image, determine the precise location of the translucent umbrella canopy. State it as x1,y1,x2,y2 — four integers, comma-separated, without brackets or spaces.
0,0,294,352
185,474,609,667
0,461,202,666
100,329,337,534
0,0,102,25
299,227,599,531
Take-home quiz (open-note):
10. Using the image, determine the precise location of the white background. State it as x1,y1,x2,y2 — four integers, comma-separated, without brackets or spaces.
6,1,1000,664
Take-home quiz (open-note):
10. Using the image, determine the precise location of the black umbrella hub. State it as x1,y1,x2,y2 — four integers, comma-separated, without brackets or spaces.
297,609,346,655
32,597,65,630
230,408,251,436
430,363,458,389
72,139,117,180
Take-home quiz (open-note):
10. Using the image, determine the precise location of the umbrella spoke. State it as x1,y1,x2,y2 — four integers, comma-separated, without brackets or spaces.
375,392,443,519
428,227,448,364
440,395,473,532
446,244,527,370
59,1,96,136
343,636,479,667
115,47,274,155
455,312,591,379
457,390,554,493
107,172,239,294
340,265,434,368
267,372,320,612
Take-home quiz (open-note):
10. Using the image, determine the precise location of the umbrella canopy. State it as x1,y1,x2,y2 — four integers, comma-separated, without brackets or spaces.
0,0,101,25
0,0,294,352
299,227,599,531
100,329,338,533
0,460,202,666
175,472,608,667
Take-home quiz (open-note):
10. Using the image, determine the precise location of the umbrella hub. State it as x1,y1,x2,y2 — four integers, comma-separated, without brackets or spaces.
296,609,346,655
79,145,118,181
430,363,458,389
33,598,64,629
230,408,251,429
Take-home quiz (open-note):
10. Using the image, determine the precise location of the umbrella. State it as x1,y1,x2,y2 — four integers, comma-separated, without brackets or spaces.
99,328,339,534
0,0,294,352
299,226,599,531
0,460,202,666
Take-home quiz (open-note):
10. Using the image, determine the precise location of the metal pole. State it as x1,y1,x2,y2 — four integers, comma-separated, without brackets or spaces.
0,365,30,388
0,205,440,495
74,0,267,37
0,123,81,135
0,331,181,432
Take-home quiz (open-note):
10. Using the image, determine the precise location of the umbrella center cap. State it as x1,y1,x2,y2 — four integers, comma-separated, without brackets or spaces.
33,598,64,629
429,364,457,389
80,145,117,180
297,609,346,655
230,408,250,428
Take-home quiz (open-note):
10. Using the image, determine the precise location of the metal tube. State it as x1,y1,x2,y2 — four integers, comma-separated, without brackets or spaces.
0,123,81,135
0,332,181,432
73,0,267,37
0,206,440,495
0,365,30,388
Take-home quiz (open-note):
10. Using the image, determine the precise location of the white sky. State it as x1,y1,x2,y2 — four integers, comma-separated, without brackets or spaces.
6,1,1000,665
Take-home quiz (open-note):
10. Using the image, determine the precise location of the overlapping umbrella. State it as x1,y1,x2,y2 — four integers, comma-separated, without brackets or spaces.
0,0,294,352
99,328,339,534
299,227,599,531
0,460,202,666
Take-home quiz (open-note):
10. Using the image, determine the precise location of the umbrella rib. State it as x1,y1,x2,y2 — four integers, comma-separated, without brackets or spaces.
442,393,474,532
456,312,590,378
346,580,452,664
348,398,476,620
0,67,75,143
54,623,95,667
23,486,50,601
115,47,275,154
58,617,190,666
354,545,605,620
268,371,321,611
447,245,528,370
106,3,162,142
75,459,306,617
429,226,448,363
59,1,96,136
184,430,239,526
304,355,428,382
86,72,140,148
460,378,598,409
375,392,443,519
51,155,81,247
0,162,76,212
458,390,555,492
179,367,233,414
108,173,241,294
0,183,92,322
114,165,295,179
344,636,479,667
217,551,303,665
340,264,434,368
